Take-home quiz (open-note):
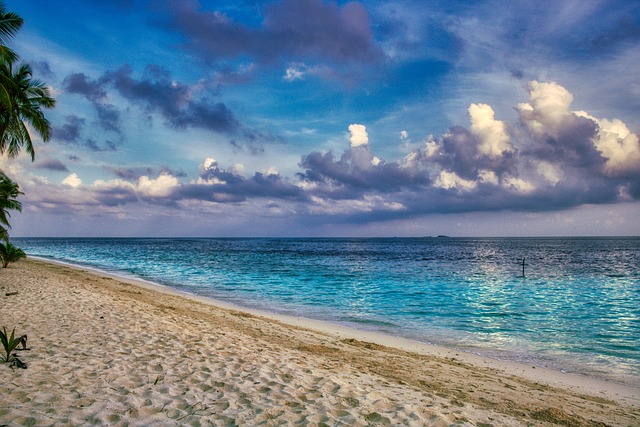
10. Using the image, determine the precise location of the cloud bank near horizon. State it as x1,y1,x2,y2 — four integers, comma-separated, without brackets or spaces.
10,80,639,227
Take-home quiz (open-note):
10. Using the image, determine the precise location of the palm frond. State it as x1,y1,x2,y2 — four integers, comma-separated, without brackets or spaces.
0,11,22,42
0,58,54,160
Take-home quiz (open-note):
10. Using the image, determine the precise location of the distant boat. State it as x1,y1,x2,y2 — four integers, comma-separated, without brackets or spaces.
437,235,449,238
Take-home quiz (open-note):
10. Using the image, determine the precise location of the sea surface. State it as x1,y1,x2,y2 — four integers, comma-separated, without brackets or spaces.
13,237,640,386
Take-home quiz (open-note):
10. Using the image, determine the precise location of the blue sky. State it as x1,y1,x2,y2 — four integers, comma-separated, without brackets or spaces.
4,0,640,237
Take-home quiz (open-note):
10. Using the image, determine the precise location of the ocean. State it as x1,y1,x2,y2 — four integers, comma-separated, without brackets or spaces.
13,237,640,386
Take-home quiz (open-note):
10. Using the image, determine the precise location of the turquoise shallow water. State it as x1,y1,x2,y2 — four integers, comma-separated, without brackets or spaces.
14,237,640,386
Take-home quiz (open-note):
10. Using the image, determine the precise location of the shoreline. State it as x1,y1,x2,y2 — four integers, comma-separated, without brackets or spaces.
1,258,639,426
29,255,640,394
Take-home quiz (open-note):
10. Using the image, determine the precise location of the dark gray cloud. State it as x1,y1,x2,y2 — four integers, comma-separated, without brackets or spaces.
520,114,602,171
94,186,139,207
230,129,286,156
35,158,68,172
31,60,55,79
157,0,383,65
63,66,237,140
103,65,240,134
62,65,284,152
52,114,117,151
298,146,430,200
62,73,123,136
96,104,122,134
52,115,85,143
174,161,304,203
63,73,107,102
107,165,187,181
430,126,517,180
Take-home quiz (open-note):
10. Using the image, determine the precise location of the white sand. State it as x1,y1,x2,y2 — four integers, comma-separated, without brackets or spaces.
1,259,638,426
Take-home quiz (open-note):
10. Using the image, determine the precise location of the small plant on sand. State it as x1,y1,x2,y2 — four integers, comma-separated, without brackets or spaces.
0,241,26,268
0,326,27,368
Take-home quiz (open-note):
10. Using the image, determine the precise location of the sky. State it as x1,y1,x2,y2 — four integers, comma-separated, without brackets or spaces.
3,0,640,237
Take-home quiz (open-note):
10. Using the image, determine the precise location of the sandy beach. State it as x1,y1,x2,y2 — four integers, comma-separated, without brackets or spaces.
1,259,638,426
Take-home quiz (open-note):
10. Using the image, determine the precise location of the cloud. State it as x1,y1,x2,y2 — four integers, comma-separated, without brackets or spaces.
516,81,577,137
515,82,602,172
426,125,515,181
284,66,304,82
63,72,107,102
106,165,187,182
159,0,382,66
400,130,410,149
18,80,640,226
138,174,180,198
282,62,340,82
62,66,241,138
534,161,563,185
31,60,54,79
516,80,640,178
298,126,431,199
62,73,123,137
52,114,120,152
212,63,256,85
62,173,82,187
468,103,513,158
434,171,477,191
52,115,85,143
178,157,303,203
104,65,240,134
574,111,640,177
297,82,639,218
35,158,68,172
348,124,368,147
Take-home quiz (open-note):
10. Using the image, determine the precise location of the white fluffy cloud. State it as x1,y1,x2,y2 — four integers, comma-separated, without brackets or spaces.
502,176,535,194
478,169,499,185
575,111,640,176
283,66,304,81
196,157,226,185
62,173,82,187
138,174,179,198
515,81,575,137
202,157,217,170
434,171,477,191
348,124,369,147
468,103,513,158
263,166,280,176
516,81,640,177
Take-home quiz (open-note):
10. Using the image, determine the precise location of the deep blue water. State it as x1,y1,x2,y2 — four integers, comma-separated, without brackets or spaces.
13,237,640,385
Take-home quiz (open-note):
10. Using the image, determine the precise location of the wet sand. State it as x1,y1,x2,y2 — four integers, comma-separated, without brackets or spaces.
1,258,638,426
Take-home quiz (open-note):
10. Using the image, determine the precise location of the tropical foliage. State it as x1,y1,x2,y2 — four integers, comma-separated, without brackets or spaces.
0,61,55,160
0,326,26,368
0,240,25,267
0,171,21,240
0,2,54,241
0,1,21,63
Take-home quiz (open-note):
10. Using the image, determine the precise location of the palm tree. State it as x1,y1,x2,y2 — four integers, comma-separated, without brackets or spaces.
0,240,25,268
0,4,53,241
0,172,21,241
0,61,55,160
0,1,22,63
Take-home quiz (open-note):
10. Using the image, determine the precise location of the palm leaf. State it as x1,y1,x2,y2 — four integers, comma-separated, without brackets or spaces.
0,326,19,363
